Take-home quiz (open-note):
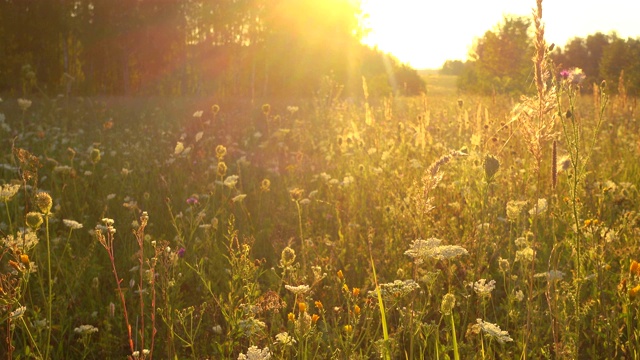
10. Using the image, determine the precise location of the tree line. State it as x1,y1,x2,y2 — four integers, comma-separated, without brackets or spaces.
0,0,425,98
441,16,640,95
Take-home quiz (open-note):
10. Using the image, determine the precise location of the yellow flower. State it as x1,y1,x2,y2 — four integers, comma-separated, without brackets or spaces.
630,285,640,299
288,312,295,322
353,305,360,316
20,254,30,265
298,302,307,313
343,325,352,333
352,288,360,297
337,270,344,280
342,284,349,293
631,261,640,276
314,301,323,311
311,314,320,324
215,145,227,160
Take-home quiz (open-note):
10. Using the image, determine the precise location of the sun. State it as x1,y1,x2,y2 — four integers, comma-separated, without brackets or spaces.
359,0,472,69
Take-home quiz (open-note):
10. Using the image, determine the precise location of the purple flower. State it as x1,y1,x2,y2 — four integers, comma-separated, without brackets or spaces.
560,69,570,79
186,197,198,205
177,247,186,258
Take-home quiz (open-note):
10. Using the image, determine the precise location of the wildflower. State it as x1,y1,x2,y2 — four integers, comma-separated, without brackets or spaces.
174,142,185,155
211,104,220,115
35,192,53,215
280,246,296,267
103,119,114,130
484,155,500,180
311,314,320,324
314,300,323,310
217,162,228,177
514,290,525,302
285,284,310,295
237,318,266,337
287,106,299,114
289,188,304,201
25,211,43,230
631,260,640,276
2,229,39,251
216,145,227,160
564,68,586,85
223,175,239,188
74,324,99,335
20,254,29,265
528,198,547,215
17,98,32,111
62,219,83,230
515,247,535,263
232,194,246,203
0,183,20,201
405,238,468,264
472,279,496,297
10,306,27,319
298,302,307,313
177,247,186,257
343,324,353,333
262,104,271,115
353,305,361,315
441,293,456,315
368,279,420,301
506,200,527,221
337,270,344,280
260,178,271,192
193,110,203,118
534,270,565,282
186,197,199,205
476,319,513,344
275,331,296,346
630,285,640,299
90,148,101,164
352,288,360,297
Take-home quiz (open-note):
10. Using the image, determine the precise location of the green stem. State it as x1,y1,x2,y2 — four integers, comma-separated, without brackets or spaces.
44,215,52,360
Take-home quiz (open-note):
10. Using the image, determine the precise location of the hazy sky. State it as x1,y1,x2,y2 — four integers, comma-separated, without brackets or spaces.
360,0,640,69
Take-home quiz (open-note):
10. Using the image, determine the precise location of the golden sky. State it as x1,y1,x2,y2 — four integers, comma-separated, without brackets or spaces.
360,0,640,69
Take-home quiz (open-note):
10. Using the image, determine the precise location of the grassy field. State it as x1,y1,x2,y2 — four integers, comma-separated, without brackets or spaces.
1,69,640,360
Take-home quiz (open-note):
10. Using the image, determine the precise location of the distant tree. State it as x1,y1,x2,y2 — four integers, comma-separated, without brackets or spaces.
600,36,640,95
458,16,532,94
440,60,465,76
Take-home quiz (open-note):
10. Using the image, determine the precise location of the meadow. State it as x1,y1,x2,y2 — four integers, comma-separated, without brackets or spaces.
1,61,640,360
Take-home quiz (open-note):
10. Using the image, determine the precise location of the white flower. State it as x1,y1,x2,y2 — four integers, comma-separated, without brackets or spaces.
405,238,468,263
528,198,547,215
10,306,27,319
275,331,296,346
238,345,271,360
63,219,83,230
17,98,32,111
195,131,203,142
472,279,496,297
534,270,565,282
0,183,20,201
232,194,246,203
74,324,99,335
224,175,239,188
286,106,299,114
193,110,203,118
174,141,185,155
285,284,310,295
476,319,513,344
514,290,524,302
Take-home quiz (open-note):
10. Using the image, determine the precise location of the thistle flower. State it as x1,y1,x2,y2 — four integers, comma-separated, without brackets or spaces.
280,246,296,267
26,211,43,230
476,319,513,344
35,192,53,215
216,145,227,160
